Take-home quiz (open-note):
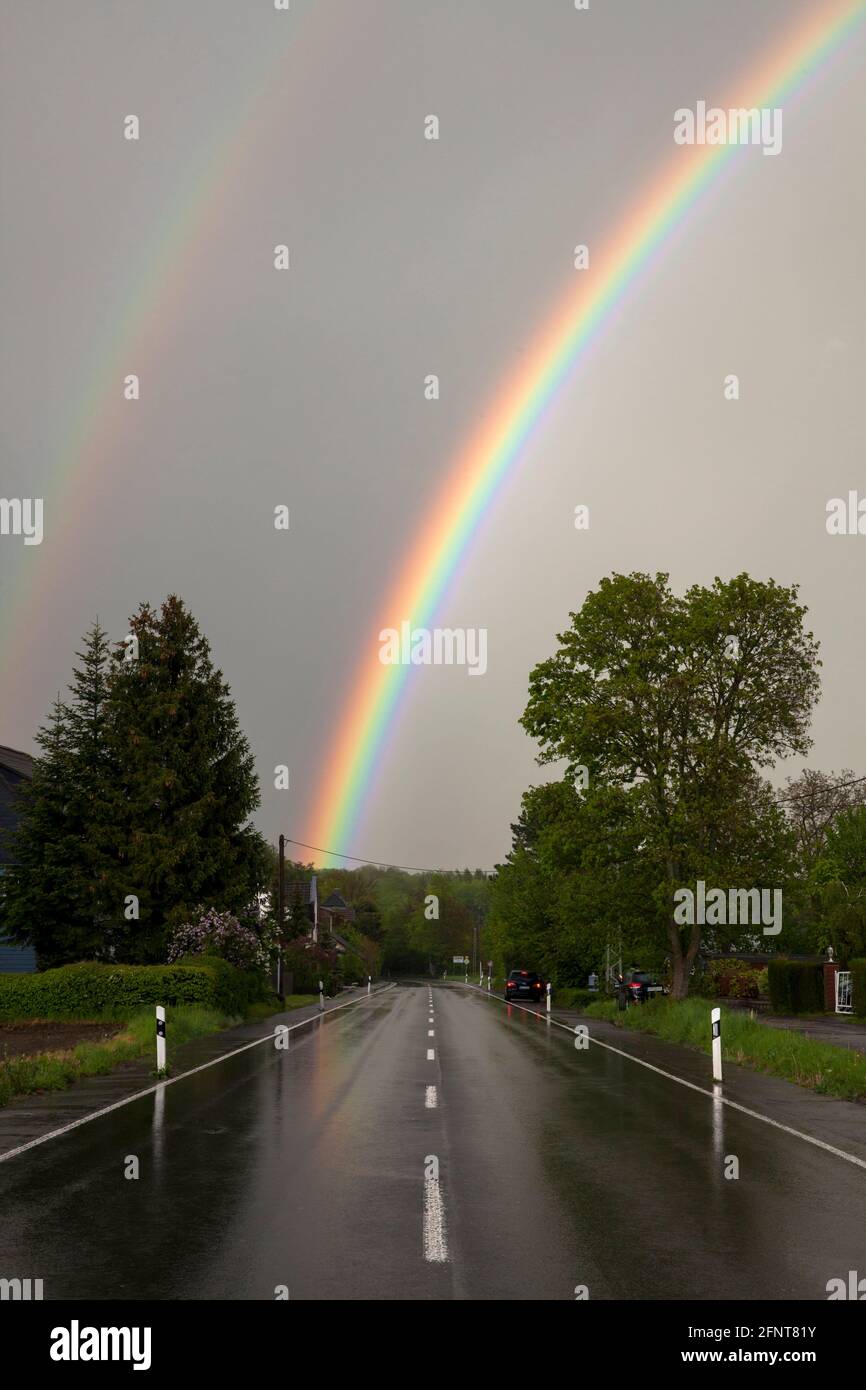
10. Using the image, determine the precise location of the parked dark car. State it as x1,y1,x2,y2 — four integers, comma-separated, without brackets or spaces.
505,969,545,1003
623,969,666,1004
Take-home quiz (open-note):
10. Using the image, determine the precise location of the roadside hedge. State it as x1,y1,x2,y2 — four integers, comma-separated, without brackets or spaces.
337,951,367,986
767,960,824,1015
0,958,269,1021
281,942,343,996
703,959,767,1000
554,987,598,1009
850,958,866,1019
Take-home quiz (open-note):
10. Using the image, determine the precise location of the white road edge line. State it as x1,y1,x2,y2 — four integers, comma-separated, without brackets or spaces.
0,984,397,1166
423,1176,448,1262
466,985,866,1174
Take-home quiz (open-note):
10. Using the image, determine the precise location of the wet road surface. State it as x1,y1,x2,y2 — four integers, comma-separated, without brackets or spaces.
1,982,865,1300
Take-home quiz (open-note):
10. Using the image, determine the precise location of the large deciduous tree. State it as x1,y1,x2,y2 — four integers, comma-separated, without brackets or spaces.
521,572,819,998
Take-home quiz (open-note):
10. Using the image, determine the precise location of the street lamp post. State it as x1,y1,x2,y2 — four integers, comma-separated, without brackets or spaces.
277,833,286,1004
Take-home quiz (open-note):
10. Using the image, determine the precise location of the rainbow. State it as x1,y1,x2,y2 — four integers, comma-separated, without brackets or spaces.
306,0,866,866
0,0,329,714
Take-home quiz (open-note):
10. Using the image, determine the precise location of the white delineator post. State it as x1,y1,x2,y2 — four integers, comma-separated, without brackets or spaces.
156,1005,166,1073
367,975,371,995
319,978,325,1012
711,1006,722,1082
546,980,552,1017
486,972,491,993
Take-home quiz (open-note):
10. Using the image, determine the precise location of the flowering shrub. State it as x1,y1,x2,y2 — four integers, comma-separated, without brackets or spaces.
168,908,270,974
703,959,766,1000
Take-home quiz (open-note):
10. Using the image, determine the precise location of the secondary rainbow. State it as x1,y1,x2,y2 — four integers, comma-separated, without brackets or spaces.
0,0,328,713
306,0,866,866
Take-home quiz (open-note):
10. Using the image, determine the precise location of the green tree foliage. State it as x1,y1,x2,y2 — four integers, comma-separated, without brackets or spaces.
260,857,491,976
352,898,382,941
814,805,866,962
520,572,819,997
102,596,269,960
1,624,118,965
822,804,866,891
777,769,866,951
1,603,268,967
286,881,313,940
490,779,660,985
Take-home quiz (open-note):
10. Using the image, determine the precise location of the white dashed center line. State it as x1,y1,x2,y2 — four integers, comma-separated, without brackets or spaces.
423,1176,448,1262
425,1085,437,1108
426,1048,435,1061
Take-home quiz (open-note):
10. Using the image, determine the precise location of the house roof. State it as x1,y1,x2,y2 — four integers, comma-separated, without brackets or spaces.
287,877,317,906
0,746,34,868
0,745,34,780
321,891,349,910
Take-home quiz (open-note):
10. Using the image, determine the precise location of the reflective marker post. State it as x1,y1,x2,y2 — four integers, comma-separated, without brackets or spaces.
367,975,371,995
156,1005,166,1073
711,1007,722,1082
319,978,325,1013
546,980,552,1017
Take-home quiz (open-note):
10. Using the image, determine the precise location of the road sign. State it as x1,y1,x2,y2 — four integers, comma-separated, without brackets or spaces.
452,955,465,964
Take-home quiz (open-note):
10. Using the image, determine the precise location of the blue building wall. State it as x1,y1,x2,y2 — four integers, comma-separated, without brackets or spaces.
0,935,37,972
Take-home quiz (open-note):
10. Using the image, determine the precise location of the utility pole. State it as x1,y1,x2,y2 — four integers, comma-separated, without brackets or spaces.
277,833,286,1003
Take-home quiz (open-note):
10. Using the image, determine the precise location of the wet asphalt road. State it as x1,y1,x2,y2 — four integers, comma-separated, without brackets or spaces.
1,981,865,1300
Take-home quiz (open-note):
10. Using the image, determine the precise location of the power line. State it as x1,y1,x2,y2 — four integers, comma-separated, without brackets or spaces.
284,769,866,874
777,772,866,803
281,836,494,876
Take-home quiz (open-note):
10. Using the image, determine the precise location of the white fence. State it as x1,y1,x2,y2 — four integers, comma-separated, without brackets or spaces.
836,970,853,1015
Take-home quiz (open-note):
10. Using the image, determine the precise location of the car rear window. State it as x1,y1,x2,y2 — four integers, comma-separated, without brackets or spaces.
508,971,539,982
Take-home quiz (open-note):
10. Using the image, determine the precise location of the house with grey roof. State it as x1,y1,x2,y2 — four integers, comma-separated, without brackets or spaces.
0,744,37,972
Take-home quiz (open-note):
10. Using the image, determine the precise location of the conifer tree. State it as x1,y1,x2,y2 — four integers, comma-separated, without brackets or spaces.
103,595,268,960
0,622,116,963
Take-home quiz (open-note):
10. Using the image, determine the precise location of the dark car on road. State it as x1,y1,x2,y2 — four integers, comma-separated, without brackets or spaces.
623,969,666,1004
505,969,545,1003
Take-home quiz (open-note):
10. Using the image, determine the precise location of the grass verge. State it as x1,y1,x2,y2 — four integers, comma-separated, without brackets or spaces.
0,995,318,1108
580,996,866,1102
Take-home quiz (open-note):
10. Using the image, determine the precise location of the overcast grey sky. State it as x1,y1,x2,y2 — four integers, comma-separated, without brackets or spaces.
1,1,864,870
